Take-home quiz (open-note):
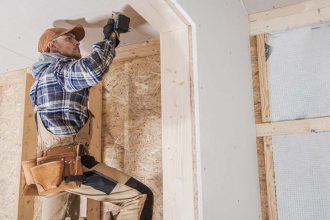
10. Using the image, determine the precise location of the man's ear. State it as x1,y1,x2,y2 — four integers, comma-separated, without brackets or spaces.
47,41,57,52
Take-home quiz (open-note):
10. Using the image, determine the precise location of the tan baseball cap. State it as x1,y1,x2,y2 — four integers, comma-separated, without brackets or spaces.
38,24,85,52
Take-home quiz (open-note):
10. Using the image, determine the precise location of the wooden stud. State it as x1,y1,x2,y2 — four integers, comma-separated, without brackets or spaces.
256,116,330,137
88,82,103,162
80,82,103,219
250,36,268,220
257,34,278,220
263,136,277,220
16,71,37,220
249,0,330,35
160,27,195,220
257,35,270,123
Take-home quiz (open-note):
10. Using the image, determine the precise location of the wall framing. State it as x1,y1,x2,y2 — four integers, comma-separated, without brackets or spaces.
128,0,199,219
251,34,278,220
251,16,330,220
252,33,330,220
257,34,278,220
14,0,199,219
249,2,330,219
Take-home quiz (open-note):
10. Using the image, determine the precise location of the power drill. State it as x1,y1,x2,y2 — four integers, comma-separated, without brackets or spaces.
103,14,130,46
112,14,130,33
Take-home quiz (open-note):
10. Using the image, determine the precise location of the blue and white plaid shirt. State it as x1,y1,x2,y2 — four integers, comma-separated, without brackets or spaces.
30,38,116,135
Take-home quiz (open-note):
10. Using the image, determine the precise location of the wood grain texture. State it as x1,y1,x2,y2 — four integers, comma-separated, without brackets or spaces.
256,116,330,136
86,82,103,219
257,35,270,123
263,136,277,220
250,37,262,125
115,38,160,62
250,36,268,220
16,72,37,220
256,34,278,220
161,28,195,220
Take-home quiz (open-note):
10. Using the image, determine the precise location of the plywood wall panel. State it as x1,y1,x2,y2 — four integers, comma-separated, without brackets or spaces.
0,81,24,219
127,56,162,220
102,54,162,219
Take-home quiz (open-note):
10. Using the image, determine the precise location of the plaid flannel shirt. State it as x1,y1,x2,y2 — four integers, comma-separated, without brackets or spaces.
30,38,116,135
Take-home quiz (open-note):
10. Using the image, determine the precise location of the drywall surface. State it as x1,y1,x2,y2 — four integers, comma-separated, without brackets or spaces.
175,0,261,219
102,55,162,219
0,79,24,219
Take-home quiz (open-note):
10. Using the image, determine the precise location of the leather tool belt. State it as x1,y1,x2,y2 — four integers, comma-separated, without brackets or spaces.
21,144,85,196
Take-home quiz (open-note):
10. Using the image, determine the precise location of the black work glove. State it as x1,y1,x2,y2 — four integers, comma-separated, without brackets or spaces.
81,155,99,169
103,18,115,39
103,18,120,47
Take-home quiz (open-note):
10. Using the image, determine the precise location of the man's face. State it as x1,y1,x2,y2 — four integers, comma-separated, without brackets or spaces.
49,33,82,59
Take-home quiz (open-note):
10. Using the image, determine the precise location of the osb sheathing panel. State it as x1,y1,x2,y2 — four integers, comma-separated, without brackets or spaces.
0,81,24,219
250,36,268,220
102,54,162,219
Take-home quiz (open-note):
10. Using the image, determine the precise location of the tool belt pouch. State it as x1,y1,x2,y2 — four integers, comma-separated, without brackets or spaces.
22,144,84,196
21,159,39,196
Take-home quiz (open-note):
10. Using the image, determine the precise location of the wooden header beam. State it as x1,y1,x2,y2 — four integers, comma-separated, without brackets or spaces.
128,0,187,32
115,38,160,62
249,0,330,35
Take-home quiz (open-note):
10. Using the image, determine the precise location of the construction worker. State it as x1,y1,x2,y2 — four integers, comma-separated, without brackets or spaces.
29,21,153,220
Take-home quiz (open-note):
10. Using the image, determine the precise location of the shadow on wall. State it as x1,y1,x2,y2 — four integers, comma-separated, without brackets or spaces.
52,5,159,54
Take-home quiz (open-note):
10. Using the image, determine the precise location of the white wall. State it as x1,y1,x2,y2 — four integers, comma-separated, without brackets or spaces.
175,0,261,219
